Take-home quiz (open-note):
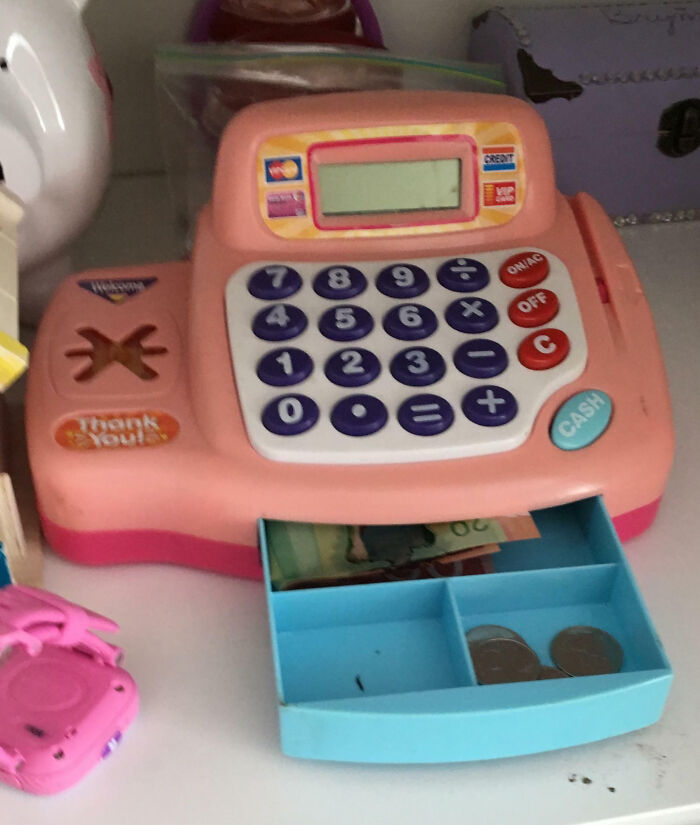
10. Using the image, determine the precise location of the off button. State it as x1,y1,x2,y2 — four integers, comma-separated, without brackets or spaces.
508,288,559,327
500,251,549,288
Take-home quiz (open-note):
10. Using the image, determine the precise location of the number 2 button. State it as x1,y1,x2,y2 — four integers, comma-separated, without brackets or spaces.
253,304,307,341
325,348,380,387
319,305,373,341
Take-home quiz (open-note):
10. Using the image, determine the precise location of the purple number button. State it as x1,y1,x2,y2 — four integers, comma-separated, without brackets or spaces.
319,305,373,341
325,349,380,387
248,265,302,300
398,394,454,436
313,266,367,299
383,304,437,341
462,385,517,426
331,394,388,436
257,348,313,386
390,347,445,387
253,304,307,341
262,394,319,435
437,257,489,292
376,264,429,298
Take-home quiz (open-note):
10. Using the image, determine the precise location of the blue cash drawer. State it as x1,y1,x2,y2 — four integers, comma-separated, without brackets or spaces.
260,496,672,763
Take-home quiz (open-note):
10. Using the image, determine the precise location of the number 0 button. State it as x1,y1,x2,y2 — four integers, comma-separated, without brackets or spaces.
383,304,437,341
262,394,319,436
253,304,307,341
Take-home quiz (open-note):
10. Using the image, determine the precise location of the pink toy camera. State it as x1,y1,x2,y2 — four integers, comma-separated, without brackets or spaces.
0,586,138,795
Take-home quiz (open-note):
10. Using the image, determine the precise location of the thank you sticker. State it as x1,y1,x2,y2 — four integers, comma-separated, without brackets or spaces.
55,411,179,450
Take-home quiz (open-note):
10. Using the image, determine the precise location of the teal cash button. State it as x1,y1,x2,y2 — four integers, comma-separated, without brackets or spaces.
550,390,613,451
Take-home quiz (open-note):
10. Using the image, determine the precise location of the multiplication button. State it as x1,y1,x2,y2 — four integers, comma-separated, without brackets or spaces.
445,297,498,333
257,348,313,386
313,266,367,299
253,304,307,341
398,394,454,436
383,304,437,341
462,386,517,427
331,395,388,436
248,265,302,300
325,348,380,387
390,347,446,386
376,264,429,298
437,257,489,292
454,339,507,378
262,394,318,436
319,305,373,341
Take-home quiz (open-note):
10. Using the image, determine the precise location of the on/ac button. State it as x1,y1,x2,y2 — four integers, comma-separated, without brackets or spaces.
518,328,570,370
499,251,550,288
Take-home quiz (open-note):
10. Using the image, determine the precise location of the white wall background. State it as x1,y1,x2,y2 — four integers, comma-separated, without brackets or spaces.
83,0,503,176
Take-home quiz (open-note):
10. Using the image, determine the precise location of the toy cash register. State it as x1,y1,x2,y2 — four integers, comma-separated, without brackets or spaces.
26,91,674,762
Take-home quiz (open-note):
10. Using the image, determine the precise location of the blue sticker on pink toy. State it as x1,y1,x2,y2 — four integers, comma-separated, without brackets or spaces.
78,278,158,304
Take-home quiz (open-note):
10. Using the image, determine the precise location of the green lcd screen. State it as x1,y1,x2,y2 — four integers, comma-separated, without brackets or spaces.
317,158,462,216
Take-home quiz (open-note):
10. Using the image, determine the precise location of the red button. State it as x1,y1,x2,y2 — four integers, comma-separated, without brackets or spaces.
518,328,570,370
499,251,550,288
508,288,559,327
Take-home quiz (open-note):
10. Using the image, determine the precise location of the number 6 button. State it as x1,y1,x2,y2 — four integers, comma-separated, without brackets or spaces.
383,304,437,341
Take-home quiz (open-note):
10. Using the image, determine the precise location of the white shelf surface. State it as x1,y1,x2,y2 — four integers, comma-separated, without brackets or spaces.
5,175,700,824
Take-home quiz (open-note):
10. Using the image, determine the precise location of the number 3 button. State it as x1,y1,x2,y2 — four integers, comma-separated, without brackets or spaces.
325,349,380,387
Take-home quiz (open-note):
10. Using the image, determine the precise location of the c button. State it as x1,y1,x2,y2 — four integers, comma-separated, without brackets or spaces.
518,328,570,370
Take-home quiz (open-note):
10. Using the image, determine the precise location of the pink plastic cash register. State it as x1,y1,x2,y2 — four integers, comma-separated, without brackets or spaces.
25,91,673,578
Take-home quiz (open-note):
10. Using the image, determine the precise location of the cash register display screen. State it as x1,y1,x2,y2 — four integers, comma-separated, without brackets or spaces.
317,158,462,216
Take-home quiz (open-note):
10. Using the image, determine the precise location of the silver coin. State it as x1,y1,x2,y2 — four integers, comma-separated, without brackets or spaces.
470,637,541,685
550,626,623,676
538,665,570,680
466,624,528,648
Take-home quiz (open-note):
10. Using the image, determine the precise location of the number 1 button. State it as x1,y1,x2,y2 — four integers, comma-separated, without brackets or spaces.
257,348,313,386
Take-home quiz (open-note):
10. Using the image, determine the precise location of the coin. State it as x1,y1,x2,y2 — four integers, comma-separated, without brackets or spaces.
550,626,623,676
466,624,528,647
470,637,541,685
538,665,570,679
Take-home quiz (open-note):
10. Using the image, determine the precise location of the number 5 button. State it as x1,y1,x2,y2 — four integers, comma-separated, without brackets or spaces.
518,328,570,370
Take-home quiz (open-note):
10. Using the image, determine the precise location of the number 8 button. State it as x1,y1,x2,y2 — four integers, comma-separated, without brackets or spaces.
313,266,367,299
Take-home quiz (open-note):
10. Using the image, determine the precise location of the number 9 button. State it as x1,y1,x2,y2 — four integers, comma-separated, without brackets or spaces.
376,263,429,298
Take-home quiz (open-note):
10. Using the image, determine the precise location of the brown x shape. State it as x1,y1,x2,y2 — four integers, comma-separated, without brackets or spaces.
66,325,168,381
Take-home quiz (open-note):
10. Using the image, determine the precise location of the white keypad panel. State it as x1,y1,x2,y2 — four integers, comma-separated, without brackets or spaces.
225,248,587,464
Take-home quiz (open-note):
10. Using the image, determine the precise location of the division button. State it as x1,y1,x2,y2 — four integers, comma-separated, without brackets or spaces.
325,348,381,387
390,347,446,386
331,394,388,437
437,257,490,292
508,288,559,327
462,385,517,426
445,297,499,333
499,250,549,288
248,265,302,300
257,347,313,386
253,304,307,341
383,304,437,340
262,394,319,435
376,264,429,298
318,305,374,341
518,328,570,370
398,394,454,436
454,339,508,378
550,390,613,451
313,265,367,299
